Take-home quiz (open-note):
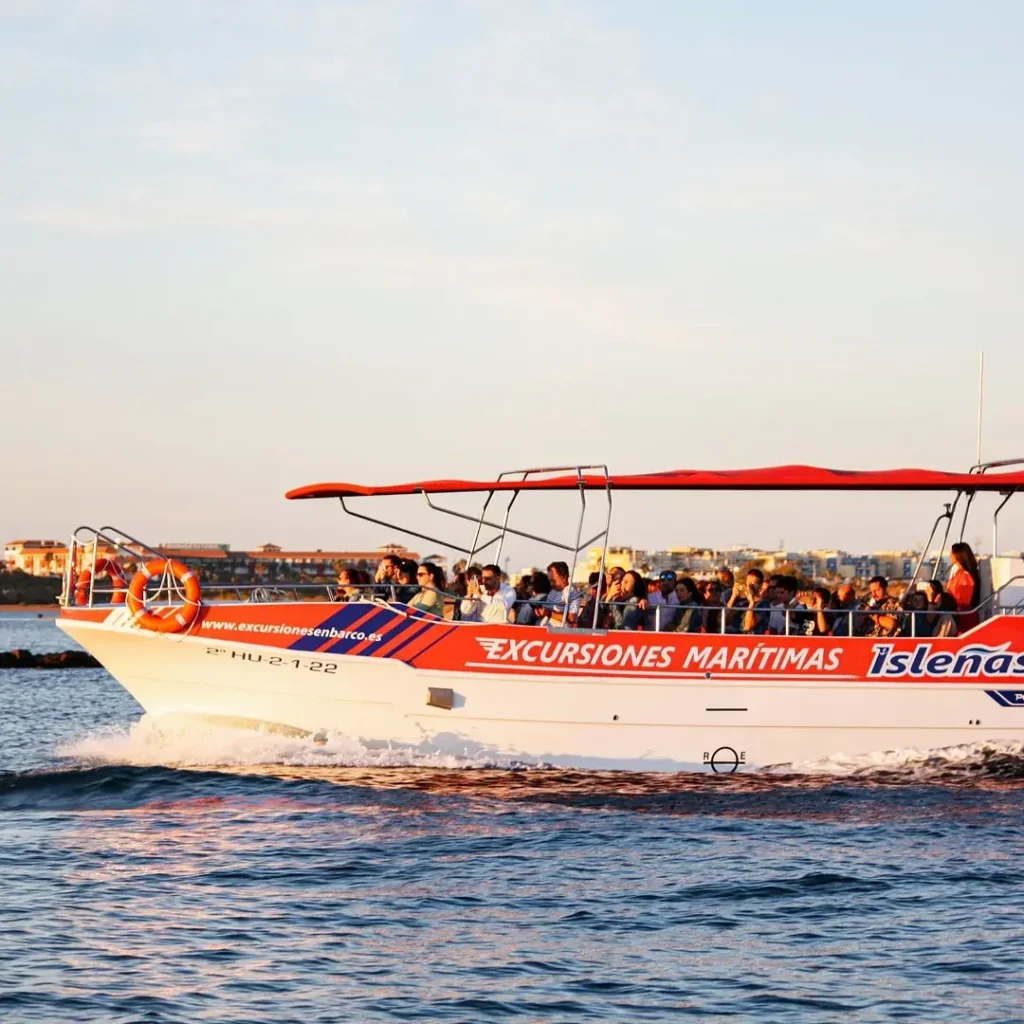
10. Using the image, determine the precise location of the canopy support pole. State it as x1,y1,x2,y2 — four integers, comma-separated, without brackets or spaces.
932,492,962,583
466,491,495,567
993,492,1013,559
907,496,958,593
592,474,614,629
422,493,608,553
338,497,477,555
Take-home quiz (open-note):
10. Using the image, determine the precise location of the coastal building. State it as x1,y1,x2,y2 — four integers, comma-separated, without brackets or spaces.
4,539,419,581
154,542,421,582
581,547,642,577
575,544,930,584
3,536,933,585
4,540,71,575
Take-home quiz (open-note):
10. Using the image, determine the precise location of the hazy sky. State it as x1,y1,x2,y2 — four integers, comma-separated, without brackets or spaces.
3,0,1024,568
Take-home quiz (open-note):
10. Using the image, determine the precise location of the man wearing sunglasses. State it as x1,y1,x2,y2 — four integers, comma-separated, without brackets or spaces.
461,563,517,624
373,554,403,602
646,569,680,631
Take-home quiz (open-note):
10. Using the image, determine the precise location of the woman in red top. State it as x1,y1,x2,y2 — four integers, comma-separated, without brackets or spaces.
947,542,981,632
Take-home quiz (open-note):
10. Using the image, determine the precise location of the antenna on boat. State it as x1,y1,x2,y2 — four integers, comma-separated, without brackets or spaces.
976,350,985,465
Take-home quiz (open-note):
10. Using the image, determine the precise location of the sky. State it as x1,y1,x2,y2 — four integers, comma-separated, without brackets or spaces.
3,0,1024,569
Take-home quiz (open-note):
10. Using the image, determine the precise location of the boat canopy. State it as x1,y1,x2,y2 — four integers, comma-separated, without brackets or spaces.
286,465,1024,500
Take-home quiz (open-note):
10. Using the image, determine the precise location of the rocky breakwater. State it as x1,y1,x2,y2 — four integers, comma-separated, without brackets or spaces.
0,570,61,606
0,649,101,669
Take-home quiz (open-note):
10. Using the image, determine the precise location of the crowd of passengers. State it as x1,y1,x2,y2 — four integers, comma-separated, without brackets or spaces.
334,542,982,638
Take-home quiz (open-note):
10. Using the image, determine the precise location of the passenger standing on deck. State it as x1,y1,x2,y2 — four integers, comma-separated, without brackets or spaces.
948,542,981,631
647,570,681,631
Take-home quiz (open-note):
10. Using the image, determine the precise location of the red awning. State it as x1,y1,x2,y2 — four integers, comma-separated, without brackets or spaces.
285,465,1024,499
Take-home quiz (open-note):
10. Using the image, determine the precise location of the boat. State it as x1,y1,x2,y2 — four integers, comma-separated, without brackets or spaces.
56,462,1024,772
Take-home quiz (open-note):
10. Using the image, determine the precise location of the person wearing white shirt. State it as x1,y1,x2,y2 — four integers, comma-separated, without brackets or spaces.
460,564,516,624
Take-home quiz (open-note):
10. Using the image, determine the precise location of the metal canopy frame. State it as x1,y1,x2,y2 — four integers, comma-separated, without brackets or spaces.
338,464,614,627
907,498,959,593
334,457,1024,626
966,458,1024,556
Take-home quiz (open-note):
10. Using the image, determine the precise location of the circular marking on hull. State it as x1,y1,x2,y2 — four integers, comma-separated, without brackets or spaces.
709,746,740,773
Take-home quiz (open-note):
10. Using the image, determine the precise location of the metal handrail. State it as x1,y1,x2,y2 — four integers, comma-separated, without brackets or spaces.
76,578,465,606
72,565,1024,636
72,525,165,563
565,579,1024,635
65,525,168,608
975,573,1024,615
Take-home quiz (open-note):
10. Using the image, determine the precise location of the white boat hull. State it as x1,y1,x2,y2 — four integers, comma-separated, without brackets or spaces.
58,616,1023,772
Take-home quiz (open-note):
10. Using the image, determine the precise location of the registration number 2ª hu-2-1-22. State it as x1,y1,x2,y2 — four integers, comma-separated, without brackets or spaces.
205,648,338,674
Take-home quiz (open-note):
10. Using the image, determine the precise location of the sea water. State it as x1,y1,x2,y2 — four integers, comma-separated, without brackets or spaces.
1,611,1022,1023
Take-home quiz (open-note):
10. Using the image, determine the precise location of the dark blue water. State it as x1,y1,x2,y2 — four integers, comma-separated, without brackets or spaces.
2,612,1023,1023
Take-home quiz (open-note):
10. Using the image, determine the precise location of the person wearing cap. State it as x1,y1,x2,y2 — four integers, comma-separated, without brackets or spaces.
646,569,681,631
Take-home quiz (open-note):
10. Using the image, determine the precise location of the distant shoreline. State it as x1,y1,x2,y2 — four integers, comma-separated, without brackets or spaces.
0,604,59,613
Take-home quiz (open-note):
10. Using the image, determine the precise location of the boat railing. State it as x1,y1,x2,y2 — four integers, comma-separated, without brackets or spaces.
63,538,1024,639
588,575,1024,635
67,574,464,608
615,604,987,637
62,525,172,607
211,582,463,606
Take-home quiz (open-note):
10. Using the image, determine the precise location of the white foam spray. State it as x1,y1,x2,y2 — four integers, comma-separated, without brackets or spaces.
767,739,1024,778
59,713,512,770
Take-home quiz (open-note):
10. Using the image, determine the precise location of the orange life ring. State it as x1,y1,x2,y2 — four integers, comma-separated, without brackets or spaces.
126,559,202,634
75,558,128,606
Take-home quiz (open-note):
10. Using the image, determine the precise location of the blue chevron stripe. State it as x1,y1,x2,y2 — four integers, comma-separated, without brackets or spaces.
320,607,409,655
286,604,399,652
